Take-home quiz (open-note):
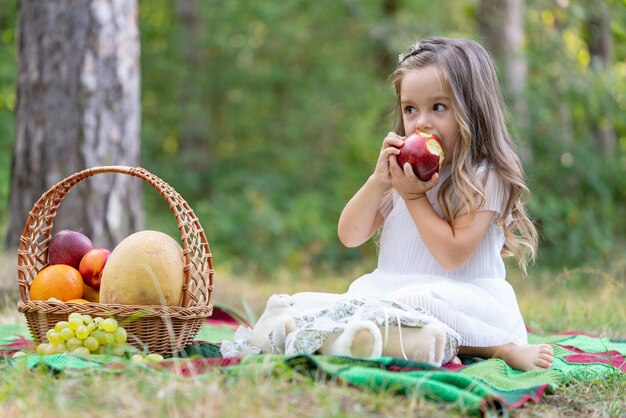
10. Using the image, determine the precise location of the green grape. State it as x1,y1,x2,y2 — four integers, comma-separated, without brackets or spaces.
54,321,70,332
83,336,100,352
91,330,107,345
111,343,131,357
103,332,115,345
94,317,103,326
86,322,96,332
114,327,128,344
75,325,89,339
48,332,63,346
68,312,83,322
60,327,75,341
66,337,83,351
125,344,140,355
71,347,91,357
46,328,56,340
68,317,83,330
54,343,68,354
44,344,57,355
145,353,164,362
81,314,93,324
131,354,144,363
37,343,50,355
101,318,118,333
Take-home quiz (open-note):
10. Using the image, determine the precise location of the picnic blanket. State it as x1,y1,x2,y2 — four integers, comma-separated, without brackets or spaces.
2,309,625,417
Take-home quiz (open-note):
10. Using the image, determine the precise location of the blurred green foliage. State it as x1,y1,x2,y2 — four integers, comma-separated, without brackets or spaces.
0,3,15,240
523,0,626,268
0,1,625,277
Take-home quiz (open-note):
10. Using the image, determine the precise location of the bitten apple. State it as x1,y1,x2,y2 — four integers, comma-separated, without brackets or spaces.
78,248,111,290
48,230,93,269
396,131,445,181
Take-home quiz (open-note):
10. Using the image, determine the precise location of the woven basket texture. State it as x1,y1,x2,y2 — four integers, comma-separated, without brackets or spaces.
17,166,214,356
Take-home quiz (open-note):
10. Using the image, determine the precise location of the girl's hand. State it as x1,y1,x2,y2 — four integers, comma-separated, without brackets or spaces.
371,132,404,188
388,154,439,201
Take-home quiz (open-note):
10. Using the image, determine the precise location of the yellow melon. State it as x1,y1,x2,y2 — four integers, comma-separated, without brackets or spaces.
100,230,185,305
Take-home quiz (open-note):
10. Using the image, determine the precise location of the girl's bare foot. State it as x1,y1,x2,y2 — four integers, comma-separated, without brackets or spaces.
458,343,554,371
495,343,553,371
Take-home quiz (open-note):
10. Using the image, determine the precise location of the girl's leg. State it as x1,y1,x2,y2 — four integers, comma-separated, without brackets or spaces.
458,343,553,371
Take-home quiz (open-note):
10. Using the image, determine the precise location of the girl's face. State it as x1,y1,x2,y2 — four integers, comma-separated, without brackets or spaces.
399,66,459,165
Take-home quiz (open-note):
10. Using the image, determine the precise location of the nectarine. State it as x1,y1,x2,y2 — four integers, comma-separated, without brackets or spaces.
79,248,111,290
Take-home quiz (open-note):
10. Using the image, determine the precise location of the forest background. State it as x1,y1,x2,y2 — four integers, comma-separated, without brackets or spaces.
0,0,625,284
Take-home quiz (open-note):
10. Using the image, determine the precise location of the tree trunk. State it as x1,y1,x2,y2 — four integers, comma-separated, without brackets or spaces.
175,0,211,197
5,0,142,250
585,0,615,155
477,0,531,161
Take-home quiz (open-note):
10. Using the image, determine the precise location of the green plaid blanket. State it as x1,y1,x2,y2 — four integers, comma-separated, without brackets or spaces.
2,320,624,417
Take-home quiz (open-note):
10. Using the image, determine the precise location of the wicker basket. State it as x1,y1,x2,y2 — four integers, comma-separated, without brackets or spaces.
17,166,214,356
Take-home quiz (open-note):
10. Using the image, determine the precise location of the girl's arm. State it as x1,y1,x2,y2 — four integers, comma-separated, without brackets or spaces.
338,132,403,247
338,176,387,247
389,157,494,271
405,198,494,270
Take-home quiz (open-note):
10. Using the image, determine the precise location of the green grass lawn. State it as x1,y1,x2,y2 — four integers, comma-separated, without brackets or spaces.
1,251,624,417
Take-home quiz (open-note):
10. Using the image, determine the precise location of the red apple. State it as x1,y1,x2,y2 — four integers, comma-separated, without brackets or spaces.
48,230,93,269
78,248,111,290
396,131,445,181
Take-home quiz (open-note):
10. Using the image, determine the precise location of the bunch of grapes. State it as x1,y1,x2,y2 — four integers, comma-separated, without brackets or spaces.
36,313,134,357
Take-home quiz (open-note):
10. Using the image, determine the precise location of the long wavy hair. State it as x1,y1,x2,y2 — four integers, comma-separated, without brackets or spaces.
391,37,538,271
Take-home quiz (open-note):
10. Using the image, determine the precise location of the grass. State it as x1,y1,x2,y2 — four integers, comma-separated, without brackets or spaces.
1,251,625,417
0,364,459,418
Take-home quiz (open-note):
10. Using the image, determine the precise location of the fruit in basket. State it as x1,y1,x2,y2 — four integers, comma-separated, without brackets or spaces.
100,230,185,306
30,264,84,301
48,230,93,269
396,130,445,181
78,248,111,290
66,298,90,304
36,313,137,357
82,282,100,303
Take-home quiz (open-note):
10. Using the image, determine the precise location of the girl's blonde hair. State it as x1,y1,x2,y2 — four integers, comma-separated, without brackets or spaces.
391,37,538,271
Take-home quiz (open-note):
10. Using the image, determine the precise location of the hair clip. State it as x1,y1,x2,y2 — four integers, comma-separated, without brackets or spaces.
398,42,422,63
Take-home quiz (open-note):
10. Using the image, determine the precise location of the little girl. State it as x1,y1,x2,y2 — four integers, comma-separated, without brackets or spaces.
225,36,554,371
336,36,553,371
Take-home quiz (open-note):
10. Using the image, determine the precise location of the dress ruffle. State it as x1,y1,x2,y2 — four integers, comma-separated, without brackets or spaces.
346,270,528,347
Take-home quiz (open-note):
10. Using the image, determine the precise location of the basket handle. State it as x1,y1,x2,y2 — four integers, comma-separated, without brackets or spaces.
17,166,213,308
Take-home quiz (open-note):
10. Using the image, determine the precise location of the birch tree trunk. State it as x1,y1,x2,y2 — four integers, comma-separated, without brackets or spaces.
5,0,142,249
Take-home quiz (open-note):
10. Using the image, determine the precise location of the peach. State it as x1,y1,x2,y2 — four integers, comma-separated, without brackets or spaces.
78,248,111,290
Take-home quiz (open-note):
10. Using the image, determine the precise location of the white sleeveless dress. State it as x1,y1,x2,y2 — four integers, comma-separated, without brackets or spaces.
292,164,528,347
